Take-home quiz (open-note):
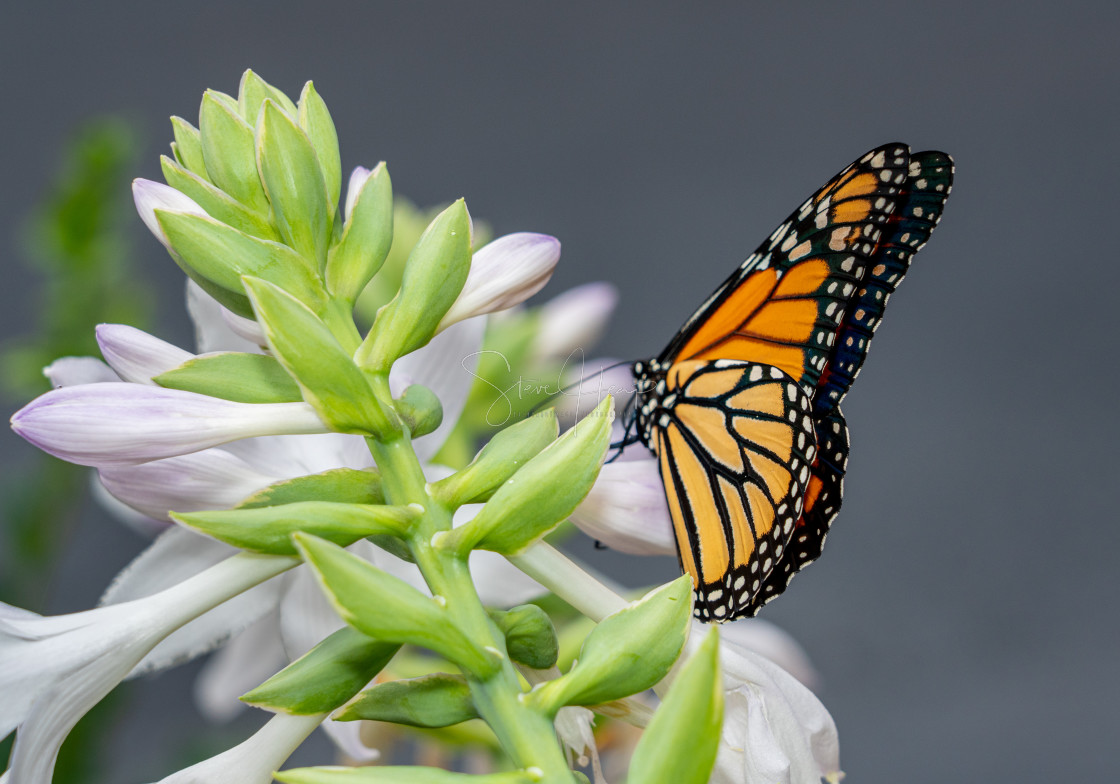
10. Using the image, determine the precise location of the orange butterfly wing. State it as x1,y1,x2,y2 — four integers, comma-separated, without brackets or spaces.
636,143,943,620
651,360,817,620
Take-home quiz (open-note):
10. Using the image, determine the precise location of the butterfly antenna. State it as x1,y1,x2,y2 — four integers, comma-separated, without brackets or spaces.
526,358,635,417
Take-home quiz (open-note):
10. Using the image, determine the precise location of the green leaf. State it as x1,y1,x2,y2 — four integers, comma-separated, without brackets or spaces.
155,210,326,317
298,81,341,220
356,200,472,370
395,384,443,439
173,501,417,555
241,626,399,714
170,116,208,180
153,351,301,403
238,467,384,508
161,156,281,242
198,90,270,214
439,397,612,555
326,163,393,302
489,605,558,669
276,767,536,784
238,69,298,122
337,673,478,727
628,630,723,784
242,276,389,435
432,410,558,506
293,533,488,672
256,101,331,267
529,577,692,712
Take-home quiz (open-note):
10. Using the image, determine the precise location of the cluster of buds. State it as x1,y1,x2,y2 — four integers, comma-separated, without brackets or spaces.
2,71,841,784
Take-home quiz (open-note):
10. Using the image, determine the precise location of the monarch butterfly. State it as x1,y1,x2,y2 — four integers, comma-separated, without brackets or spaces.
622,143,953,622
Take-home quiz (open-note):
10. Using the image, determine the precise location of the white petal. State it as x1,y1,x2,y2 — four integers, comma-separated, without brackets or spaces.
149,713,323,784
471,549,548,607
101,527,234,605
344,166,372,222
133,179,208,248
438,233,560,330
194,611,287,723
186,280,265,354
278,563,346,661
393,315,487,462
98,448,278,520
721,617,819,689
532,282,619,363
42,356,118,387
11,383,328,467
570,457,676,555
95,324,194,383
707,630,841,784
90,473,168,537
322,719,381,763
5,635,152,784
99,527,283,678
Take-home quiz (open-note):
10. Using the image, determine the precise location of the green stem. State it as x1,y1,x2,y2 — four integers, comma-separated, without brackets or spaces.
367,433,574,783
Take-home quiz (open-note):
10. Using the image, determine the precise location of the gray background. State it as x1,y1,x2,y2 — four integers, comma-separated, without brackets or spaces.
2,2,1118,782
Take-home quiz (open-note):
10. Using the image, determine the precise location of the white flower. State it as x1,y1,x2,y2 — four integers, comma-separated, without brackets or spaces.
147,713,324,784
45,283,545,765
132,179,209,248
438,233,561,330
570,457,677,556
0,550,296,784
702,626,841,784
532,282,619,364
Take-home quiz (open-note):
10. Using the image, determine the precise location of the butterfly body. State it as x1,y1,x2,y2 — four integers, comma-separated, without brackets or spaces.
629,143,953,621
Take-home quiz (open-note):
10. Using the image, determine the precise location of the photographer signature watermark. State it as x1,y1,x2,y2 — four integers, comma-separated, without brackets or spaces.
462,349,635,427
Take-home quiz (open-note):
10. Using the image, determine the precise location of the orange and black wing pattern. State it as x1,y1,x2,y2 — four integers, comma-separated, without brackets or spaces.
633,143,952,621
659,144,916,389
648,360,817,621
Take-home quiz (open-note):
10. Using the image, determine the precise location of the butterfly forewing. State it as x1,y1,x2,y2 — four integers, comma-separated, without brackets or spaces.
644,360,816,620
659,143,915,394
814,151,954,415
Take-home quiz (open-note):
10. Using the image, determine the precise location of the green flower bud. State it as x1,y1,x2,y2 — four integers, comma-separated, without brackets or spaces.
161,156,281,242
431,410,558,507
238,69,298,123
170,116,207,180
292,533,489,673
489,604,558,669
326,163,393,303
243,276,390,435
528,576,692,713
276,767,537,784
256,101,332,267
241,627,399,715
155,210,325,317
395,384,443,439
298,81,342,219
238,467,384,508
628,630,723,784
153,351,302,403
436,397,612,555
336,673,478,728
355,200,472,371
172,502,417,556
198,90,270,214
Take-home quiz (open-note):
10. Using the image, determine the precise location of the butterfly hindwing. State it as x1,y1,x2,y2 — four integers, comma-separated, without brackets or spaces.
659,143,915,393
645,359,816,620
754,407,849,610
